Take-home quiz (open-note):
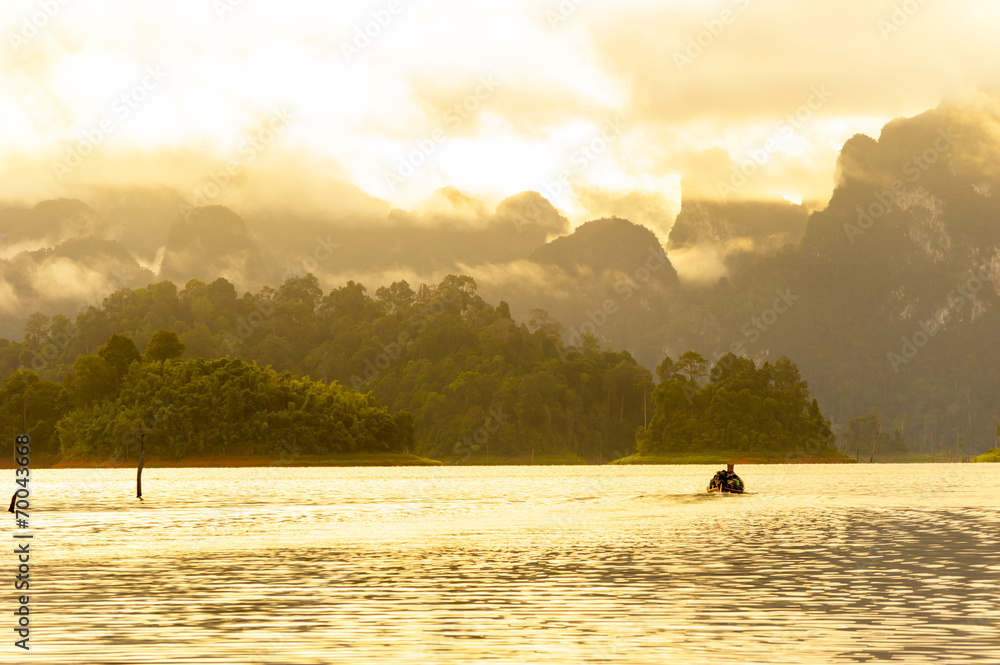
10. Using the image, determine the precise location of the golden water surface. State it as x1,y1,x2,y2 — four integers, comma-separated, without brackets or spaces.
14,464,1000,664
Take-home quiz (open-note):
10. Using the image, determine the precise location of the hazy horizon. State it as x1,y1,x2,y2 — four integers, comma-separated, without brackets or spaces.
4,0,999,226
4,3,1000,663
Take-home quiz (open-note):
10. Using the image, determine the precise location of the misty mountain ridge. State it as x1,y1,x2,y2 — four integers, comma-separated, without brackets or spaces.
3,95,1000,453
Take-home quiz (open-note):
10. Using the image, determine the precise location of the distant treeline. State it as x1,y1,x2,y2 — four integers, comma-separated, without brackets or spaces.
0,275,653,461
0,272,851,462
2,330,413,460
638,351,839,456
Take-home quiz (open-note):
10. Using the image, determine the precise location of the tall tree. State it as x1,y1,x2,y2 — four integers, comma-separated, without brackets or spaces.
675,351,709,384
145,329,186,362
98,333,142,378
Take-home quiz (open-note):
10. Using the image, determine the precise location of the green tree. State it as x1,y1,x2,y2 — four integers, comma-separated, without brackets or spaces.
67,355,119,407
655,356,679,382
145,329,186,362
375,280,416,313
0,370,39,432
675,351,709,384
98,333,142,378
643,352,836,457
22,312,50,350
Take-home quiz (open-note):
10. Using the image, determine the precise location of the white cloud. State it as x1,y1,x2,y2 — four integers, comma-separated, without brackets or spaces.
1,0,997,211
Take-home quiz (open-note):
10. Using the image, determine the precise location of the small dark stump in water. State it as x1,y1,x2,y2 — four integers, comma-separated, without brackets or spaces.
137,434,146,500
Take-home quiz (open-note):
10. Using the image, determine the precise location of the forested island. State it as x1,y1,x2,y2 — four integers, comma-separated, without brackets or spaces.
621,351,848,464
0,273,849,466
0,275,643,465
3,330,427,467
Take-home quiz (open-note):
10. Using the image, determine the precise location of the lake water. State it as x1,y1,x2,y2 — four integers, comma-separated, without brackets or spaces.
16,464,1000,664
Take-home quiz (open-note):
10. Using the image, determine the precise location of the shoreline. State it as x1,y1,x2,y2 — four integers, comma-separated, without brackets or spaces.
1,452,443,469
9,450,988,469
610,453,856,465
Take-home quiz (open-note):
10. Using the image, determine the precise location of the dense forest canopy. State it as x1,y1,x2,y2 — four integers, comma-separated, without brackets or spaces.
1,330,414,461
0,274,653,462
638,351,837,457
3,100,1000,458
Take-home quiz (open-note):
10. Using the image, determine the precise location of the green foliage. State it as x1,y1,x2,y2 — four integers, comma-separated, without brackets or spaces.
98,333,142,378
0,275,652,461
0,274,652,462
838,409,908,459
640,352,835,456
67,355,119,407
0,370,68,455
145,329,186,362
56,356,411,461
659,114,1000,456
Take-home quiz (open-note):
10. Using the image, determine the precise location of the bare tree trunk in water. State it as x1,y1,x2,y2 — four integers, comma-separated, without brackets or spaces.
137,435,146,500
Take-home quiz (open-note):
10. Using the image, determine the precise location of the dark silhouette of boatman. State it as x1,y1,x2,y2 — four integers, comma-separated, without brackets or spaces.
8,492,15,513
709,463,745,492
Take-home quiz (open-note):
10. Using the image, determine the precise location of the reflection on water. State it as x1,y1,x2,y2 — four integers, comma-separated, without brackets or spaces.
21,464,1000,663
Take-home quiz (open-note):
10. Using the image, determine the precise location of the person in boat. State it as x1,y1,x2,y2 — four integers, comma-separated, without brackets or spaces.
708,464,744,492
708,470,726,491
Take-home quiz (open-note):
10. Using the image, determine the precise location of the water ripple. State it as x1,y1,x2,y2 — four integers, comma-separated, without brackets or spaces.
18,464,1000,664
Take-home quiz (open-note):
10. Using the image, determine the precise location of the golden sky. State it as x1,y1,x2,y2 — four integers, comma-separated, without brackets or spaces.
2,0,999,221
